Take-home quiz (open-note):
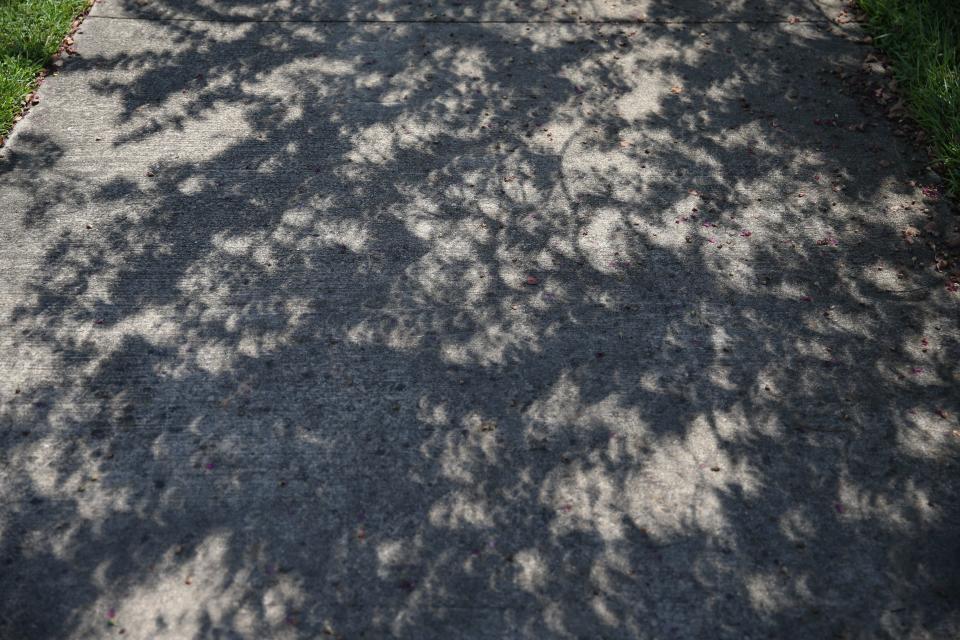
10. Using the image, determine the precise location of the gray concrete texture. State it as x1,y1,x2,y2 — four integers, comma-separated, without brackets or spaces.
0,0,958,638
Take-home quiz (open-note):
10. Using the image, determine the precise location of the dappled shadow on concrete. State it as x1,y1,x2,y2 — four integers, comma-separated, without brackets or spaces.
1,1,958,638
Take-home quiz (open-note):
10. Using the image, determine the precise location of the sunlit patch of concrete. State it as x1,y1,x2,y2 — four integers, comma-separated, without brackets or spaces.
76,532,304,639
514,548,547,593
429,492,496,530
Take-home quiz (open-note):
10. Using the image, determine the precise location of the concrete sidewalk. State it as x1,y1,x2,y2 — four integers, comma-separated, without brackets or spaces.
1,1,958,638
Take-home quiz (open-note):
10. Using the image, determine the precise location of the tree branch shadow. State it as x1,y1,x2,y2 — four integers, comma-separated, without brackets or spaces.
1,1,958,638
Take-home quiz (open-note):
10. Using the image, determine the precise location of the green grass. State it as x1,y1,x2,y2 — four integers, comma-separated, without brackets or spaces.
0,0,90,139
858,0,960,197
